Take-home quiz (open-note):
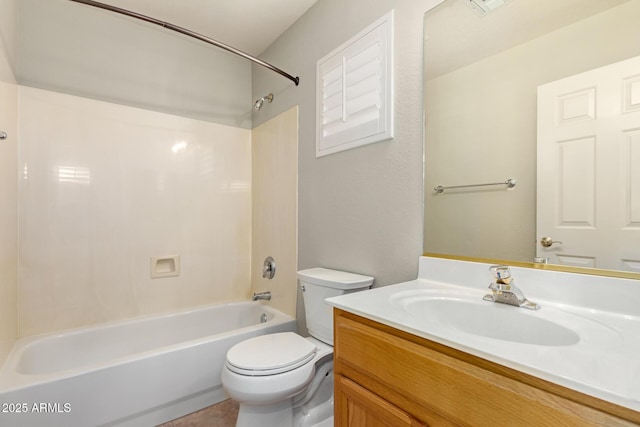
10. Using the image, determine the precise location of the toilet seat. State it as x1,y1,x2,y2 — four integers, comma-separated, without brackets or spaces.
226,332,317,376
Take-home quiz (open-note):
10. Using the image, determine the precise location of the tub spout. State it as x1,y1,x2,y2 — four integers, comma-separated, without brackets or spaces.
252,291,271,301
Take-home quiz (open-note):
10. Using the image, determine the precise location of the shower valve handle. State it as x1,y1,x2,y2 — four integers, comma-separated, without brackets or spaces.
262,256,276,279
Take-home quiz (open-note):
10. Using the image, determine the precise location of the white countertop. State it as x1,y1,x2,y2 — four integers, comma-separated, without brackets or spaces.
326,257,640,413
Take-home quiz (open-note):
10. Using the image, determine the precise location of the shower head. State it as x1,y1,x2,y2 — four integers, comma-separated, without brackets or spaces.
253,93,274,111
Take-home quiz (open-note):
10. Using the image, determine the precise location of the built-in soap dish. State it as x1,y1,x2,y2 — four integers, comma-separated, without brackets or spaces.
150,255,181,279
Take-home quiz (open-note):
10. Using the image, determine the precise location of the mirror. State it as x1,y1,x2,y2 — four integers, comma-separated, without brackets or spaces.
423,0,640,277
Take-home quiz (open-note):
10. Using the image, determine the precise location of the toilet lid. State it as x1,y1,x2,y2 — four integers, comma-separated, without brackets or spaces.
226,332,317,376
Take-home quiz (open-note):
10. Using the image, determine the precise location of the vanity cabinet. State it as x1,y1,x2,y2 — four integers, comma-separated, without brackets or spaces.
335,374,426,427
333,309,640,427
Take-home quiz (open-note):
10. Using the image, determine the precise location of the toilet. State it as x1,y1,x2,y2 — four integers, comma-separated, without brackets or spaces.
221,268,374,427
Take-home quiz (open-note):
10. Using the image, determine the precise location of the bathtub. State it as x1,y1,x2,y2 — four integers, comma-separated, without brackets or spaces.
0,301,296,427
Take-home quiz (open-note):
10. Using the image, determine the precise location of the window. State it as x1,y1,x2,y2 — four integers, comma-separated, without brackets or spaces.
316,11,394,157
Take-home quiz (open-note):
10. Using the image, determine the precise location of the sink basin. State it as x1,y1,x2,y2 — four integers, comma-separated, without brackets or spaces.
394,293,580,346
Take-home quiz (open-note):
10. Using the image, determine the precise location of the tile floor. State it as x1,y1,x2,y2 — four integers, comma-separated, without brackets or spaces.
159,399,239,427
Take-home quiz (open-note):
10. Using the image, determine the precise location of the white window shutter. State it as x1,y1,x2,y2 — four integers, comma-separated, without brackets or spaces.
316,11,394,157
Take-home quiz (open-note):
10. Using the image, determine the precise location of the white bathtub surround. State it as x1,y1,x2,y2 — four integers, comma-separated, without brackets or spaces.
251,106,298,318
0,301,296,427
0,23,18,366
0,80,18,368
17,87,252,337
327,256,640,413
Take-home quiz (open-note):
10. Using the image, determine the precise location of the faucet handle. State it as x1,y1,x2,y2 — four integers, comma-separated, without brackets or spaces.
262,256,276,279
485,265,540,310
489,265,513,285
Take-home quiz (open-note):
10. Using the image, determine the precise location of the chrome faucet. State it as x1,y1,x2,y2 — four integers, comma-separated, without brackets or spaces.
252,291,272,301
482,265,540,310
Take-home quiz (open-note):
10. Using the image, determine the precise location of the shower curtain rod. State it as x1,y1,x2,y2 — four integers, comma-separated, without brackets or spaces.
68,0,300,86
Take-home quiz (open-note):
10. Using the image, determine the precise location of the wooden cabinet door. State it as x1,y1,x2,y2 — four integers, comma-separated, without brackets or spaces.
335,374,427,427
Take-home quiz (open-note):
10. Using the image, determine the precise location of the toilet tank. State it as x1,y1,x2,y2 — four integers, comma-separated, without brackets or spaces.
297,268,374,345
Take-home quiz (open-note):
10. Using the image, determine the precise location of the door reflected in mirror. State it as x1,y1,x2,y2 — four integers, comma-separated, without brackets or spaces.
423,0,640,275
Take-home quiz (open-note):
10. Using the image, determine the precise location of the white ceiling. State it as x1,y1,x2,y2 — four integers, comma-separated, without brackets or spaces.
424,0,630,80
97,0,318,56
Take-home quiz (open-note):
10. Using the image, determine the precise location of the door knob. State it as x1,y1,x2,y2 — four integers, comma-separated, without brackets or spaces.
540,236,563,248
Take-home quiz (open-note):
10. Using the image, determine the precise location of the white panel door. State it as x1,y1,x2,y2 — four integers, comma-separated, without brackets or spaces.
537,55,640,272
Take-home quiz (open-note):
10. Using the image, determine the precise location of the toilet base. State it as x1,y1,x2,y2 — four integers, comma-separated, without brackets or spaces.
235,398,333,427
293,369,334,427
236,399,293,427
313,417,334,427
234,361,334,427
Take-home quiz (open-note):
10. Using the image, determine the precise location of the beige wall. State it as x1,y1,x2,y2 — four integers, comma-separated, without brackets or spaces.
251,107,298,318
18,87,252,336
424,1,640,262
252,0,446,291
0,0,18,366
